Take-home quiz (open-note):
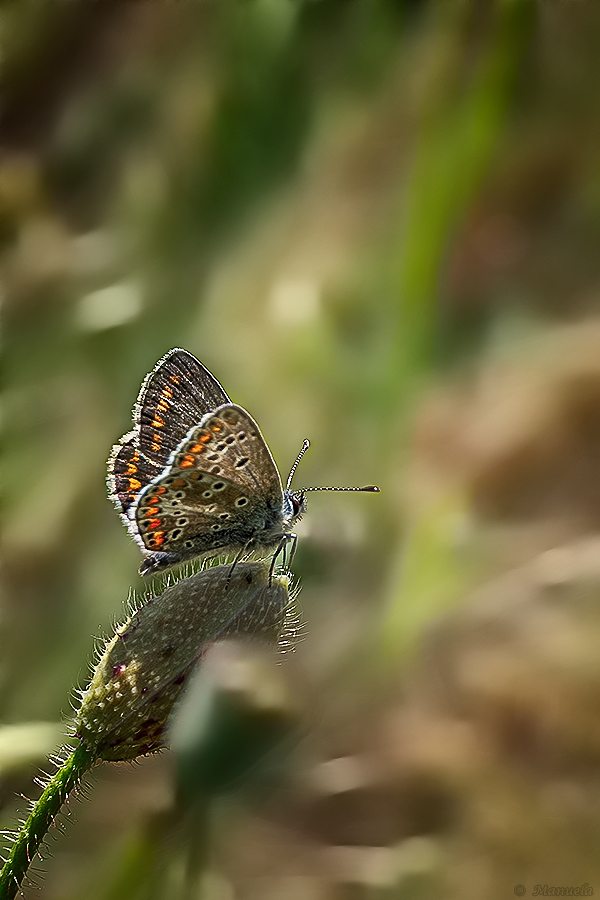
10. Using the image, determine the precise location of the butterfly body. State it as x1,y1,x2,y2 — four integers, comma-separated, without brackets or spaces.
108,350,310,575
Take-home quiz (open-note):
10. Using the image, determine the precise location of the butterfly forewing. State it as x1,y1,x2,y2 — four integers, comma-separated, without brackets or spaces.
135,349,230,469
176,404,283,497
133,404,284,558
107,348,230,519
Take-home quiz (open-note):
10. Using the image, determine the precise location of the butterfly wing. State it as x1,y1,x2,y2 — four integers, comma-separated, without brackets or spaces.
107,432,162,519
135,348,230,468
108,349,231,518
133,405,284,562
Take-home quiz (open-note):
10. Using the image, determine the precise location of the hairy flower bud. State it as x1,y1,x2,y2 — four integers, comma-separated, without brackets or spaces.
75,563,290,761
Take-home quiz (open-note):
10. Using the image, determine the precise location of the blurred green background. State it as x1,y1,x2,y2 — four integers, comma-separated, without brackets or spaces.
5,1,600,897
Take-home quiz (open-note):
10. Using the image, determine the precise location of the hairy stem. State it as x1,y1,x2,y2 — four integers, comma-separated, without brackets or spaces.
0,741,96,900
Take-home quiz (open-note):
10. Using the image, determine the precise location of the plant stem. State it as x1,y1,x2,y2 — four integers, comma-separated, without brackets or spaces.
0,741,96,900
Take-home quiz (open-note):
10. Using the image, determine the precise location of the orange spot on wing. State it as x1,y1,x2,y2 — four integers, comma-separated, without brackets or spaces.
211,422,222,433
179,455,194,468
200,433,211,443
172,478,186,488
153,531,165,546
189,443,204,454
128,478,142,492
146,506,160,516
149,518,161,529
126,462,138,475
170,375,180,384
155,486,167,495
151,415,164,428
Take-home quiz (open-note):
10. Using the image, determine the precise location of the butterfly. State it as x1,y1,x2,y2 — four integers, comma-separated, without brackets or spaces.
108,348,379,576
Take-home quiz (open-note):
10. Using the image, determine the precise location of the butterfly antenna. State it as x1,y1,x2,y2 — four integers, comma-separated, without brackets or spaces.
300,485,380,493
286,440,310,491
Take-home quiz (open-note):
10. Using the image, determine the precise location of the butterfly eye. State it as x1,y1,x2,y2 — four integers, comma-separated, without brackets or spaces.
291,493,306,517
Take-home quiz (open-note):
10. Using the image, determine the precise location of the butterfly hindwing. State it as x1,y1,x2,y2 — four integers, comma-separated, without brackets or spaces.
135,470,258,555
107,432,162,518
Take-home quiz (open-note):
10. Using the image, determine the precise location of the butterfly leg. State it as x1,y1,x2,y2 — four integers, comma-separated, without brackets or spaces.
284,534,298,569
268,533,296,583
225,542,253,588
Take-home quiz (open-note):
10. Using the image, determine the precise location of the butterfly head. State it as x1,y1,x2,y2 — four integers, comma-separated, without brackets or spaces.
283,488,308,527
